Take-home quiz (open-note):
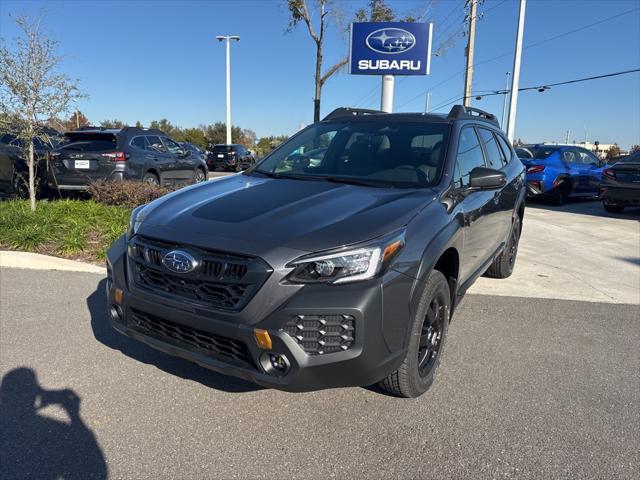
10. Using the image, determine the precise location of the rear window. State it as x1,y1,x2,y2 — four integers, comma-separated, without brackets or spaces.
61,133,118,152
526,147,557,160
212,145,232,152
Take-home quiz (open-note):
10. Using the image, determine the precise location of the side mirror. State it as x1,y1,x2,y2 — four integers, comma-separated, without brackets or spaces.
468,167,507,190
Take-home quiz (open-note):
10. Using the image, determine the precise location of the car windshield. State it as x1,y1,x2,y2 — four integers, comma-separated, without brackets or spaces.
251,121,450,188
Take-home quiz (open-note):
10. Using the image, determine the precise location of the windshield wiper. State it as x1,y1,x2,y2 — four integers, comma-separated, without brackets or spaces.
322,176,389,188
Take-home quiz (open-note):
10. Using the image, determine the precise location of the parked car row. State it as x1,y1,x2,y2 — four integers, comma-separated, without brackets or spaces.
1,126,261,198
517,144,640,213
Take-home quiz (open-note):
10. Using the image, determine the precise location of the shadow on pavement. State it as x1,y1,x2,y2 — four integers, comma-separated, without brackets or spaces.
86,279,261,393
0,368,108,479
526,197,640,220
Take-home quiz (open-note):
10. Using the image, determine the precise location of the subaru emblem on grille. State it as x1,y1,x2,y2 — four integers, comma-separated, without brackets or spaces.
162,250,198,274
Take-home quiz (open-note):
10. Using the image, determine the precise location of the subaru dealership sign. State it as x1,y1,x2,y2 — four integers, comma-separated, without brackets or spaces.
349,22,433,76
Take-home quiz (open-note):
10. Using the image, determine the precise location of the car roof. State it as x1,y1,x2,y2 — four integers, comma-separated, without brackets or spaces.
64,127,167,139
321,105,501,128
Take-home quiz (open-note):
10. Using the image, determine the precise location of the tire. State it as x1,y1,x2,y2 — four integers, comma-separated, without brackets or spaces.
193,168,206,183
379,270,451,398
551,181,570,206
603,203,624,213
485,214,522,279
12,171,30,199
142,172,159,186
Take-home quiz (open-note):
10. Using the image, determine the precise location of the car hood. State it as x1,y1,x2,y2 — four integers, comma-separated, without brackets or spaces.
136,174,436,258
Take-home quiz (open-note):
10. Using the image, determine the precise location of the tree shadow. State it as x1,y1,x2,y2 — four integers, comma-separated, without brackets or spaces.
526,197,640,220
86,279,261,393
0,368,108,479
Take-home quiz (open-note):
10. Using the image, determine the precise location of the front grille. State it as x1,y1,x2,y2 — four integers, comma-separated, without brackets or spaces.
129,236,271,311
130,309,254,368
283,314,355,355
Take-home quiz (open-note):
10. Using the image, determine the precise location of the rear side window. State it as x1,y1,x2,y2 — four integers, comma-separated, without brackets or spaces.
454,128,486,187
477,128,503,169
131,136,148,150
562,149,579,163
146,136,166,153
496,135,513,165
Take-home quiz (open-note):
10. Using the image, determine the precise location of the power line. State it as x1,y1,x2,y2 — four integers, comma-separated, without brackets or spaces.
396,6,639,111
429,68,640,112
482,0,509,15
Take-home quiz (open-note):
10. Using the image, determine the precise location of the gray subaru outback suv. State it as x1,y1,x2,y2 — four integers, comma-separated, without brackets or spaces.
106,105,526,397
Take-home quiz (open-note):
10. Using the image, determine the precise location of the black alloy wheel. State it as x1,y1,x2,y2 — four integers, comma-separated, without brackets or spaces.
194,168,206,183
417,291,447,377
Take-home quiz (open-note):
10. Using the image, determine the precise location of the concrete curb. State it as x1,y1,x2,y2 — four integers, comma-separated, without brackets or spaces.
0,250,106,274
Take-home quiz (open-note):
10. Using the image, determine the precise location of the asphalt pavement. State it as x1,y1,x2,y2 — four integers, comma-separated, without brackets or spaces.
1,264,638,479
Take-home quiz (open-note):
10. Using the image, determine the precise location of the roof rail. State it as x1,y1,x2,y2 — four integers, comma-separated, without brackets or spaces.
73,125,109,131
323,107,385,121
447,105,500,127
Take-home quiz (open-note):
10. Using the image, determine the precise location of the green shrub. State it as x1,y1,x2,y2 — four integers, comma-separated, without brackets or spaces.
0,199,131,263
87,180,172,208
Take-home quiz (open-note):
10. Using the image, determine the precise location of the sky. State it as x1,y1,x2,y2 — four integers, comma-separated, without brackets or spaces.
1,0,639,149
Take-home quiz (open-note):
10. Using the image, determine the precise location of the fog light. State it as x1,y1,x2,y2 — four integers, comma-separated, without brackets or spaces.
259,352,290,377
114,288,123,304
109,304,123,321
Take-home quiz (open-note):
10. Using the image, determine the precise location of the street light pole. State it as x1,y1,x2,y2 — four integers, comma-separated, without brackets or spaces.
506,0,526,142
216,35,240,145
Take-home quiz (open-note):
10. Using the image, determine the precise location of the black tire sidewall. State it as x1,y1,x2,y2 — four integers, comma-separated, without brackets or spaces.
504,214,522,275
403,271,451,397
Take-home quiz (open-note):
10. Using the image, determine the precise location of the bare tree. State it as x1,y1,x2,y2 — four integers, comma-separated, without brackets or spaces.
286,0,421,122
0,15,83,211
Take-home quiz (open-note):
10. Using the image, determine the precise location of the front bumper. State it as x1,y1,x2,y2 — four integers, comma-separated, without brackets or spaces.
105,235,411,392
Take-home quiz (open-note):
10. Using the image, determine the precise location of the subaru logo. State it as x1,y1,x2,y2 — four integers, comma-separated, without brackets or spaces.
162,250,198,274
366,28,416,54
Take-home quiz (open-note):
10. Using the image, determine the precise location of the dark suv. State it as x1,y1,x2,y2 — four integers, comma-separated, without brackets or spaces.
207,144,254,172
106,106,525,398
0,129,60,198
47,127,208,190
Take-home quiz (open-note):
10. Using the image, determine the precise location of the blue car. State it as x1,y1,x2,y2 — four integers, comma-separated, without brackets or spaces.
517,144,606,205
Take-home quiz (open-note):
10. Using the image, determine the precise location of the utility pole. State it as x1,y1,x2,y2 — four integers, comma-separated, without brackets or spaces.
506,0,526,142
216,35,240,144
425,90,432,113
463,0,477,107
380,75,395,113
565,129,570,144
501,72,511,129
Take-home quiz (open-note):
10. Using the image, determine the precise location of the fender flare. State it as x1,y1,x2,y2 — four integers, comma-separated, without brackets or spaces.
403,218,464,350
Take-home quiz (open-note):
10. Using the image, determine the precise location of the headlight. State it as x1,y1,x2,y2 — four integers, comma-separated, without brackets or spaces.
286,230,405,285
127,204,148,239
